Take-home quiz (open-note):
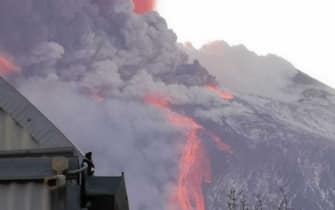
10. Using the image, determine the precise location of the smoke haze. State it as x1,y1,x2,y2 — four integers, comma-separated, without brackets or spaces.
2,0,335,210
0,0,225,209
183,41,300,100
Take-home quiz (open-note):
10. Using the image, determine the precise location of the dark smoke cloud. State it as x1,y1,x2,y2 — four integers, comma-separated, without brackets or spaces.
0,0,223,209
0,0,214,87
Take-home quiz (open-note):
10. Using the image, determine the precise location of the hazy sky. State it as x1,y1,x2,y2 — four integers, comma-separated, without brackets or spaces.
157,0,335,88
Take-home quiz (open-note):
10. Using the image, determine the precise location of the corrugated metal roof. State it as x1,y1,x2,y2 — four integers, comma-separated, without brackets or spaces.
0,77,79,154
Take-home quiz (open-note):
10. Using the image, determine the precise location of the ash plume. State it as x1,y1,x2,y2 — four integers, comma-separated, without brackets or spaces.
0,0,223,210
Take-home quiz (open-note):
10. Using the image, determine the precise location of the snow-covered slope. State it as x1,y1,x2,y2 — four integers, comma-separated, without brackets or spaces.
184,42,335,209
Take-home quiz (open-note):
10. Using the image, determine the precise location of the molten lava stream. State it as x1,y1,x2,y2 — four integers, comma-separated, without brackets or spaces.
208,132,233,154
0,55,17,77
176,129,212,210
144,95,232,210
206,85,234,101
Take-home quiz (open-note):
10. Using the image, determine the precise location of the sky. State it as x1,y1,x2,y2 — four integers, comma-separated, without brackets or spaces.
156,0,335,88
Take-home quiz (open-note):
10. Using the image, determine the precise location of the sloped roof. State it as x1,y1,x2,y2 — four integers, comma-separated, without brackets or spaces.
0,77,80,156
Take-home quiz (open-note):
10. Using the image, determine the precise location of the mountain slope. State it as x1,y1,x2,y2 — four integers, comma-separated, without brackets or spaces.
184,41,335,209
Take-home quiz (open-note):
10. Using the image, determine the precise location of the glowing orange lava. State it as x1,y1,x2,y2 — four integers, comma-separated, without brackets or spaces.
132,0,155,14
144,94,171,108
0,54,17,77
145,95,232,210
206,85,234,101
208,133,233,154
176,130,212,210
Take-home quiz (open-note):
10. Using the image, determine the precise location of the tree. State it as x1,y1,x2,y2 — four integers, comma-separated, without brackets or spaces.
277,188,288,210
239,192,249,210
225,187,297,210
227,189,238,210
254,194,264,210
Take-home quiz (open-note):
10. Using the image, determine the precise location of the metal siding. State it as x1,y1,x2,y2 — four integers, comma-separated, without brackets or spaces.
0,109,39,151
0,79,82,209
0,78,79,152
0,183,50,210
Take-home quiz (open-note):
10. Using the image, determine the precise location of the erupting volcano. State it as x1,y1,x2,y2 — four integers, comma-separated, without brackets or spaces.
2,0,335,209
145,94,232,210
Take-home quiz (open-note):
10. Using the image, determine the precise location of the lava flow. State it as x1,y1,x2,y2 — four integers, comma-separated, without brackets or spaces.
208,132,232,154
206,85,234,100
144,94,232,210
0,54,17,77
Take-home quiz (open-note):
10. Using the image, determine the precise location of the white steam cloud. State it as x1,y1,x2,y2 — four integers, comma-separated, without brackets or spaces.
183,41,299,100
